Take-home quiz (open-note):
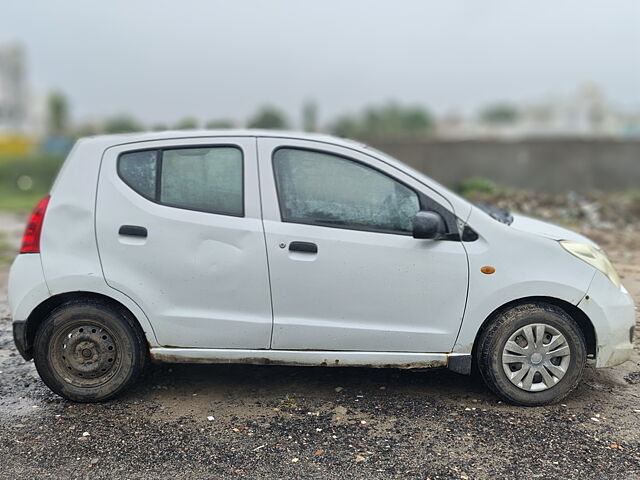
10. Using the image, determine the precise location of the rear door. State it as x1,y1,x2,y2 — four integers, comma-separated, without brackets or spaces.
96,137,273,349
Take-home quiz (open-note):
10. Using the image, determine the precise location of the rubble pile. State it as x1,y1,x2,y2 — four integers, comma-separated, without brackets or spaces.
465,190,640,232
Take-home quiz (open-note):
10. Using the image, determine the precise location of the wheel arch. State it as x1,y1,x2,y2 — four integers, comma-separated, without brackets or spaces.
21,291,151,361
471,296,597,362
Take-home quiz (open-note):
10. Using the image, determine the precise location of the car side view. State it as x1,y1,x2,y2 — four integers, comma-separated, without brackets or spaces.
8,130,636,406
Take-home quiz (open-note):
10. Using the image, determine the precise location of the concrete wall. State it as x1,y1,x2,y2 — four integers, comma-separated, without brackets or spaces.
365,138,640,193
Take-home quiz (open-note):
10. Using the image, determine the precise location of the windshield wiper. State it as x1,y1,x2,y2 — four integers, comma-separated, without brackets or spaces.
474,202,514,225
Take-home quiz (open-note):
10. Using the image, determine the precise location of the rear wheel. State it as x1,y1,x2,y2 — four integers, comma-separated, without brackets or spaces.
476,302,586,406
33,300,147,402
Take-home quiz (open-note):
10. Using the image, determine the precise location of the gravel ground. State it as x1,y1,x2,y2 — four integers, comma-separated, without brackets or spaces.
1,212,639,480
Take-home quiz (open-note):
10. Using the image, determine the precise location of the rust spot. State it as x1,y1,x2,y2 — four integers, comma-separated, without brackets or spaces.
149,351,447,370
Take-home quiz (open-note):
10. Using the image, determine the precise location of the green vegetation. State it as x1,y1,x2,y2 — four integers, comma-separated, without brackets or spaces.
247,106,289,130
0,232,15,265
331,102,434,139
455,176,501,197
47,91,70,135
0,154,65,212
301,100,318,133
478,103,519,125
205,119,235,129
174,117,199,130
104,115,145,134
280,394,298,409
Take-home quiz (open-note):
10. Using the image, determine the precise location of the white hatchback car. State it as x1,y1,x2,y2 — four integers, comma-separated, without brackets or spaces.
8,130,635,405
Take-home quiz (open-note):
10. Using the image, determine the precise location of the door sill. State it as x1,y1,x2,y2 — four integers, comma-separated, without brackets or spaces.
150,347,471,372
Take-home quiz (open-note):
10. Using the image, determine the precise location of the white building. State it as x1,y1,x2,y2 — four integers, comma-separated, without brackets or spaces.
437,83,640,139
0,43,47,137
0,43,28,133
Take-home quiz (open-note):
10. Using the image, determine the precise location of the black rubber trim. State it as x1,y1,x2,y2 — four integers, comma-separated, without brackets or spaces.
447,354,472,375
118,225,148,238
12,321,31,361
289,241,318,254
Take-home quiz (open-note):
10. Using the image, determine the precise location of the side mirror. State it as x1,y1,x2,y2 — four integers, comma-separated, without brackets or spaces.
412,210,446,239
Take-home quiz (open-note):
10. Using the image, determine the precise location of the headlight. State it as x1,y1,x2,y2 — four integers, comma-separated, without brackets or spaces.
559,240,621,288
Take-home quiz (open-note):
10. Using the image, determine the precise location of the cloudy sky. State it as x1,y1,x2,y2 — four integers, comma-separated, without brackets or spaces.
2,0,639,127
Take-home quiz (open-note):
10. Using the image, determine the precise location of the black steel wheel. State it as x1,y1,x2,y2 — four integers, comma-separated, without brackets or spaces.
33,300,147,402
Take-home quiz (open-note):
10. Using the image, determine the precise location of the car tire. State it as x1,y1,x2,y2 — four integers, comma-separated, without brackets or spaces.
476,302,587,406
33,300,147,402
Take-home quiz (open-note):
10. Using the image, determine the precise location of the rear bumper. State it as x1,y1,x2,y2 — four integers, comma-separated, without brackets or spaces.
12,320,31,361
578,272,636,368
9,253,49,362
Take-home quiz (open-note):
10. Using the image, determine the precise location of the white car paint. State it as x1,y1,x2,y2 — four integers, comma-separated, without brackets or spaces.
95,137,272,349
7,129,636,374
257,137,468,353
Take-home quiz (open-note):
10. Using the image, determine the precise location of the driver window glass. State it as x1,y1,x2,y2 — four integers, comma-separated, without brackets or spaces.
273,148,420,234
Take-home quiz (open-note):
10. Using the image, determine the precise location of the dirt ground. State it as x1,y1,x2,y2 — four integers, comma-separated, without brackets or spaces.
0,212,639,480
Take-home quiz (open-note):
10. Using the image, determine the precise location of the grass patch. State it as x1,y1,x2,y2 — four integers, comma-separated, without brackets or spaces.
0,153,64,212
0,232,15,265
0,189,48,213
280,394,298,409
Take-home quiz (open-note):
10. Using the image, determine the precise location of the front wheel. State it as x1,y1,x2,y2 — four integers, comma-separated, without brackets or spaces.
33,300,147,402
476,302,587,406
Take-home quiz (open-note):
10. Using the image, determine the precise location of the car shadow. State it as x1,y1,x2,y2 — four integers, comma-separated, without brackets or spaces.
123,362,495,409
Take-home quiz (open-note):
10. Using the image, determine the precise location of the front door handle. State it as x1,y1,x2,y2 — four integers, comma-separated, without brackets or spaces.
119,225,148,238
289,241,318,254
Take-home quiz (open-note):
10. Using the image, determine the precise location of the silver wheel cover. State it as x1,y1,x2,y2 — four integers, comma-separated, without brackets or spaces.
501,323,571,392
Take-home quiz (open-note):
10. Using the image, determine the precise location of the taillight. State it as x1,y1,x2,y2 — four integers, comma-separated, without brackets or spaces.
20,195,50,254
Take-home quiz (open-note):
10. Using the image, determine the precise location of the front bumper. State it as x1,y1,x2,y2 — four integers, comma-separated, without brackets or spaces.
578,271,636,368
12,320,31,361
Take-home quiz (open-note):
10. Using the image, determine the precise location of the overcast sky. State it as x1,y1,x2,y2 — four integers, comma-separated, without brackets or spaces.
2,0,639,127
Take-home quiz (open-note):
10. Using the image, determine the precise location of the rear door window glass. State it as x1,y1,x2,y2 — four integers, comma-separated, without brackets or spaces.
160,147,243,216
117,146,243,216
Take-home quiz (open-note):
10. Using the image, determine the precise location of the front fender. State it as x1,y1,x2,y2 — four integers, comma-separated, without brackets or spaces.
453,223,597,353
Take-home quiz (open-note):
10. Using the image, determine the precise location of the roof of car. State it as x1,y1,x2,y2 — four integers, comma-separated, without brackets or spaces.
79,129,366,150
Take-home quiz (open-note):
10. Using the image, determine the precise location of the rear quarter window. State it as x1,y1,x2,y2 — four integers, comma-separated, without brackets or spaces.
118,150,158,200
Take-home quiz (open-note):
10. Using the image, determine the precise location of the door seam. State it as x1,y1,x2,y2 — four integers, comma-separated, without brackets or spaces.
255,137,276,349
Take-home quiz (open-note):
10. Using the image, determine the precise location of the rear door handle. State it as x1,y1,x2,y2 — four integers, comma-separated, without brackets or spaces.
119,225,148,238
288,241,318,254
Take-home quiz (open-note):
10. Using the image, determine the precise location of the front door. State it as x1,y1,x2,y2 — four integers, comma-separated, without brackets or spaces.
96,137,273,349
258,138,469,353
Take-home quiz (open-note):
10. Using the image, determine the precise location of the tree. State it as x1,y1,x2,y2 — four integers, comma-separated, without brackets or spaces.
331,115,360,138
151,123,169,131
174,117,199,130
330,102,433,138
478,103,519,125
205,119,235,129
247,106,289,130
301,100,318,132
104,115,144,134
47,91,69,135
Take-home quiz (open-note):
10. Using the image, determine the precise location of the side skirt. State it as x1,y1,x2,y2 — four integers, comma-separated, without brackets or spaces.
150,348,472,374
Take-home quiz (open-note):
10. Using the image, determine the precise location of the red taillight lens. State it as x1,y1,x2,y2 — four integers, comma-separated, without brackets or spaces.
20,195,50,254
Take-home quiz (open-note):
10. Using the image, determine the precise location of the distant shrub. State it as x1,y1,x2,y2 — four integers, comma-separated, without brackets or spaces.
455,177,501,197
